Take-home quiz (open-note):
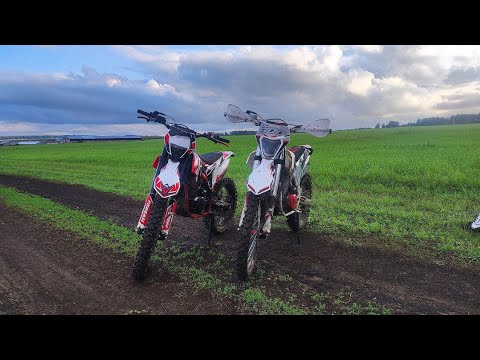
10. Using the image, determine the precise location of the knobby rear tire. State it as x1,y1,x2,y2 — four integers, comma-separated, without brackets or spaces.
204,177,238,234
287,173,313,232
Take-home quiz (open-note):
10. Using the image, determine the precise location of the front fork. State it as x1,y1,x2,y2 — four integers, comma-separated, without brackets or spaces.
136,163,162,233
136,193,177,237
262,162,283,235
136,160,177,236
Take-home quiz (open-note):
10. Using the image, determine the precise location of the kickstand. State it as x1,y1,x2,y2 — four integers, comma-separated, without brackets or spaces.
295,213,301,245
207,214,213,246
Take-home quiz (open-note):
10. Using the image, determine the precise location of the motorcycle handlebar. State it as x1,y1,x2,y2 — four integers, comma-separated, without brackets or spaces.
198,132,230,146
137,109,150,117
214,135,230,143
137,109,168,126
137,109,229,145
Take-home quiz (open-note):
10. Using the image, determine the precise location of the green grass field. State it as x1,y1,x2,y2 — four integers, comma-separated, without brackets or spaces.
1,124,479,264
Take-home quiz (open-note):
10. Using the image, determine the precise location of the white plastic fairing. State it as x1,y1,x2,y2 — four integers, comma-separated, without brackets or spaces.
154,160,181,198
224,104,251,123
247,159,274,195
303,118,331,137
210,151,234,189
246,150,256,169
472,213,480,230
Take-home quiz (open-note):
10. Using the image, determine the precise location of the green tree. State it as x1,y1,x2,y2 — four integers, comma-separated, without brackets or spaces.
385,120,400,128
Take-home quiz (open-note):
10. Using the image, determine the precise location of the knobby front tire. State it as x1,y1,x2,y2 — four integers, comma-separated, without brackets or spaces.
237,193,261,281
132,197,169,281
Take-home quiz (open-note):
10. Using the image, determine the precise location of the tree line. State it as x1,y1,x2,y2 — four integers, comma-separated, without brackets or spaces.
375,113,480,129
215,130,257,136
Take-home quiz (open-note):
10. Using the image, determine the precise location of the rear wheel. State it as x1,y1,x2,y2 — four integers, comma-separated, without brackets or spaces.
132,197,169,281
204,177,237,234
287,174,313,232
237,194,262,281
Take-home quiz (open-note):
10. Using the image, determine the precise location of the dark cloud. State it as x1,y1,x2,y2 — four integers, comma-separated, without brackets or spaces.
435,93,480,110
0,67,211,128
445,66,480,85
3,45,480,135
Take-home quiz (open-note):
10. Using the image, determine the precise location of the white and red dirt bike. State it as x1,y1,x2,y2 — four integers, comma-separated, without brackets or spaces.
224,104,331,280
132,109,237,281
469,213,480,232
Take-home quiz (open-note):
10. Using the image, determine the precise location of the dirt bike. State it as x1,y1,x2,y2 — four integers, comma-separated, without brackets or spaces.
132,109,237,281
224,104,331,280
468,213,480,232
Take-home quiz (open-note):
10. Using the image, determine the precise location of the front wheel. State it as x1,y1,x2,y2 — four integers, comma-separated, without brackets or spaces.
287,173,313,232
237,193,262,281
132,197,169,281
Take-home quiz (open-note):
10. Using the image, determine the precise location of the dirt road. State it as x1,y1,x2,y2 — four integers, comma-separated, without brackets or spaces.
1,174,479,314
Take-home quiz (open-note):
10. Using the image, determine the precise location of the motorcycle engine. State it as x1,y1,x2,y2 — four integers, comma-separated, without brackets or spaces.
188,185,208,214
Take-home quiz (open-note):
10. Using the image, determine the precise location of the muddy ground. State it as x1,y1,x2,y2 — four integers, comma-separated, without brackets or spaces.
0,179,238,314
0,174,479,314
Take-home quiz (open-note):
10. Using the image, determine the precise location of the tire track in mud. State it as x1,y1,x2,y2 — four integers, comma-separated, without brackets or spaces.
0,201,237,315
1,174,479,314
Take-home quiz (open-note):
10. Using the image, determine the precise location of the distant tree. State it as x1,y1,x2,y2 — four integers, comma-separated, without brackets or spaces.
407,113,480,127
385,120,400,128
381,124,386,128
375,123,381,129
228,130,257,136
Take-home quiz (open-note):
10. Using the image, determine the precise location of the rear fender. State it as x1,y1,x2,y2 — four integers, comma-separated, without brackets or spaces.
293,146,313,185
210,151,234,189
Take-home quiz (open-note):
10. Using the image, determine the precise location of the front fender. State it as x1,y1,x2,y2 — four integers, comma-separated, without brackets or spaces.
154,159,181,198
247,159,274,195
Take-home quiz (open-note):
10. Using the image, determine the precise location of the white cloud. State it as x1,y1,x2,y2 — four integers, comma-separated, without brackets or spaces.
105,78,121,87
353,45,384,53
0,121,38,135
0,121,167,137
146,79,175,94
347,69,374,96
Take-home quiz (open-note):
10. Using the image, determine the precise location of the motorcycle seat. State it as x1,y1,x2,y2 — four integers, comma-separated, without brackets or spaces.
199,152,224,165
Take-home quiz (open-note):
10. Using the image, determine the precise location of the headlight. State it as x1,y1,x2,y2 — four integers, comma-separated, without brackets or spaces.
169,143,188,160
260,138,282,158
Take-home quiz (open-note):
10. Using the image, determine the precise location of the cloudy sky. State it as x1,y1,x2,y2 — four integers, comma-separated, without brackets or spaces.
1,45,480,136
